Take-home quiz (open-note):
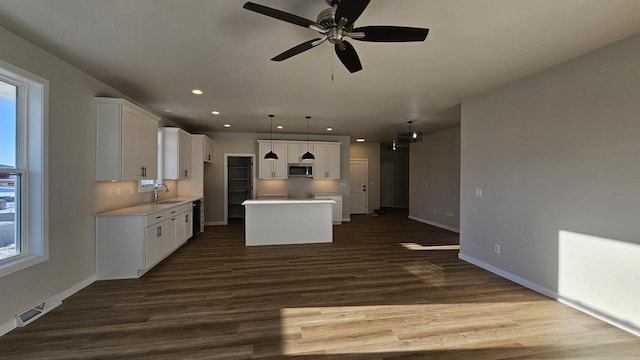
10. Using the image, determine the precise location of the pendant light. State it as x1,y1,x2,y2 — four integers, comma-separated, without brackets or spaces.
264,114,278,160
301,115,315,160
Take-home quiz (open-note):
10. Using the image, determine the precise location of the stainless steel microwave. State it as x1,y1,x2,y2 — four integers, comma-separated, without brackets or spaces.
288,163,313,178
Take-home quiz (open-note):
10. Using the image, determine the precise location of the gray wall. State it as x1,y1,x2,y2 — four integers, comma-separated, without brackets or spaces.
380,144,409,208
408,127,460,231
349,142,381,213
203,132,351,224
460,33,640,332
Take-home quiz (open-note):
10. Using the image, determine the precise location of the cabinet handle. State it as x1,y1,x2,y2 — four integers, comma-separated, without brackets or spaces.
208,154,211,161
156,226,162,237
156,216,162,219
184,169,188,177
141,166,145,177
171,210,177,214
185,214,189,223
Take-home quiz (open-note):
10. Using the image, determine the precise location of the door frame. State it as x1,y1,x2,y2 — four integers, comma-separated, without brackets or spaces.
349,158,369,214
223,153,256,225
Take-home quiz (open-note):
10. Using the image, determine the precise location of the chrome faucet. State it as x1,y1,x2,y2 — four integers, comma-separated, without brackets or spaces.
153,183,170,202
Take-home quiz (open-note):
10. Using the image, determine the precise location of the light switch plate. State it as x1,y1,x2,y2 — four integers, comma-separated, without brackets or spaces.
475,188,483,197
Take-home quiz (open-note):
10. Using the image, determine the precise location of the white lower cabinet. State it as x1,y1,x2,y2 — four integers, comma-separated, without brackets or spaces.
96,202,193,279
313,194,343,224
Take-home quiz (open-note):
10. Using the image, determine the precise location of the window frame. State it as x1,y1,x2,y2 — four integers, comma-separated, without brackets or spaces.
0,59,48,278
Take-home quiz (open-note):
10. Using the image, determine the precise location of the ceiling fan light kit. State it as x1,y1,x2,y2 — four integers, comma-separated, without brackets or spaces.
243,0,429,73
397,120,423,144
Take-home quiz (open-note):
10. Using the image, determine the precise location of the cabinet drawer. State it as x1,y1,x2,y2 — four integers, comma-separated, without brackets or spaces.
175,203,192,214
146,209,172,226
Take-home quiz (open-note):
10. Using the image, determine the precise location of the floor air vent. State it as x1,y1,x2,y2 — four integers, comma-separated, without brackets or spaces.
16,295,62,327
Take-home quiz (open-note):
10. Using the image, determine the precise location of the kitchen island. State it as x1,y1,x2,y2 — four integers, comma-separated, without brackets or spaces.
242,199,335,246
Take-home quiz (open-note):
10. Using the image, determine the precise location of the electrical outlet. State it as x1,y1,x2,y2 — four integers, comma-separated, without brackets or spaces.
116,187,121,196
444,212,454,217
475,188,483,197
494,243,501,254
107,188,113,197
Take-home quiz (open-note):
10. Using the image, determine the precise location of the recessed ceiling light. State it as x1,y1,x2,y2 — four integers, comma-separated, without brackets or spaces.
223,124,231,128
163,109,172,113
211,110,220,115
276,125,283,129
356,138,366,142
326,127,333,131
191,89,203,95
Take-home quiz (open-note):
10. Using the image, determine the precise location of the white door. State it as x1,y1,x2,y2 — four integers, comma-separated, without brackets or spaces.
380,162,393,207
350,159,368,214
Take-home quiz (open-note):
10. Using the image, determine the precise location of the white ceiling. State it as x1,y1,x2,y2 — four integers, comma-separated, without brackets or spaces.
1,0,640,142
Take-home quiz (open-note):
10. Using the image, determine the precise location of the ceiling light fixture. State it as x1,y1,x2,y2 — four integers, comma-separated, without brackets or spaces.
211,110,220,115
397,121,423,143
223,124,231,128
276,125,284,129
264,114,278,160
191,89,203,95
356,138,366,142
326,127,333,131
301,116,315,161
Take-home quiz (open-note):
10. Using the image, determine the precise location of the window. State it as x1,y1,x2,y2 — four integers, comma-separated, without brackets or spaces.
0,80,19,261
0,59,48,278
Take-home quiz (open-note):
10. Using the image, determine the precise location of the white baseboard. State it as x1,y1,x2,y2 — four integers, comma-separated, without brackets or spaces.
342,217,351,222
408,215,460,233
0,275,96,338
205,221,226,226
59,275,96,300
0,319,14,338
458,252,640,337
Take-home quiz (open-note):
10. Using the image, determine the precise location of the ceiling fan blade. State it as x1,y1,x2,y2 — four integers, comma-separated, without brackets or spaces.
335,0,370,26
334,41,362,73
271,38,324,61
243,2,317,29
352,26,429,42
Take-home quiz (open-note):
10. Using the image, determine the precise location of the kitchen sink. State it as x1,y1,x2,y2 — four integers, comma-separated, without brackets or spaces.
158,200,183,204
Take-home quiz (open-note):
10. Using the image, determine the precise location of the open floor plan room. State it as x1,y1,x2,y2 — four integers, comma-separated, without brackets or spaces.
1,210,638,359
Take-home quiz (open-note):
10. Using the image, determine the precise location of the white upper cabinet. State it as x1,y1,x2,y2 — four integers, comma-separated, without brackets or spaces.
163,127,192,180
287,142,314,163
258,141,288,179
96,97,159,181
203,136,214,163
313,143,341,179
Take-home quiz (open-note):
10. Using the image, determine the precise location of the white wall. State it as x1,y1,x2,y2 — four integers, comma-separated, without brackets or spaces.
203,131,351,224
460,33,640,334
409,127,460,232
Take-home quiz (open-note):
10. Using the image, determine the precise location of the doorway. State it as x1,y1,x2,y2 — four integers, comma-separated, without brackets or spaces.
349,159,368,214
224,154,255,224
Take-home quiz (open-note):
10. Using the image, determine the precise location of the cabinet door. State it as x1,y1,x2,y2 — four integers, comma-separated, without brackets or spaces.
145,223,163,267
287,143,301,163
313,144,328,179
184,210,193,240
258,142,274,179
121,106,143,180
140,115,158,179
203,137,214,163
325,144,341,179
272,143,288,179
179,131,192,179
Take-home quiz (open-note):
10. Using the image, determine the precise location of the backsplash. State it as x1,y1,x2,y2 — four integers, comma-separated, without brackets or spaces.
257,178,344,198
94,180,178,213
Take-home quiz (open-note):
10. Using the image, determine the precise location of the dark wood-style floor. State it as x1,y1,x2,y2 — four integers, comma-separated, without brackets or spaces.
1,209,639,359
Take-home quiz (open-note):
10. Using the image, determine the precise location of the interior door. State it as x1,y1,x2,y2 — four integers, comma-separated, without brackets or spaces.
349,159,368,214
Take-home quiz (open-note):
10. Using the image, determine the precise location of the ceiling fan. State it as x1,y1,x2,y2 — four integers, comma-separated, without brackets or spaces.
243,0,429,73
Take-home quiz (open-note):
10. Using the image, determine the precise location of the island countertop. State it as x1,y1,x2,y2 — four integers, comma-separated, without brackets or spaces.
242,199,335,206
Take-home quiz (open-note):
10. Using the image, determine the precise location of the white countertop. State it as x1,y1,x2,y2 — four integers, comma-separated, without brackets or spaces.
242,199,335,206
96,196,202,216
